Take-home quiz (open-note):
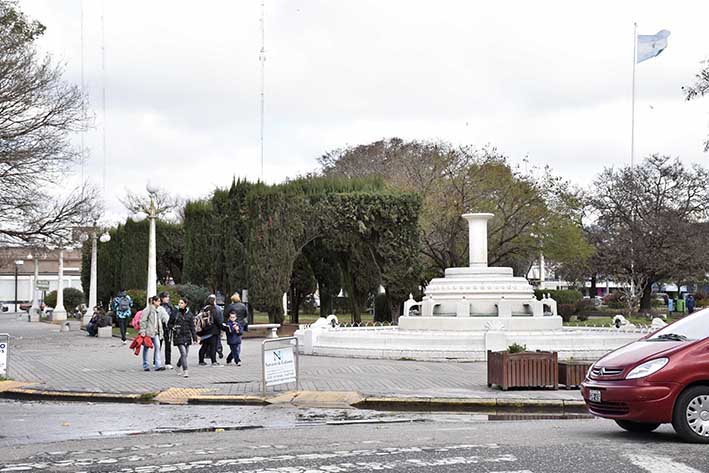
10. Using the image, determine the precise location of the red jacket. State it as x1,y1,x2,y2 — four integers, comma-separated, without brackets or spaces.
129,334,154,355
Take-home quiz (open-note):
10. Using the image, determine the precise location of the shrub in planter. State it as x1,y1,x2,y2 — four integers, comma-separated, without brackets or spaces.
45,288,85,312
558,304,576,322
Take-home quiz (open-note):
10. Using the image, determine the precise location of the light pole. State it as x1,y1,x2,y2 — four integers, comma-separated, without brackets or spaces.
79,225,111,327
50,246,69,321
131,183,159,304
14,259,24,312
27,252,40,320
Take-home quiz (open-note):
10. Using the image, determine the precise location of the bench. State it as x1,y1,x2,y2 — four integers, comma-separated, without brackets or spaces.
247,323,280,338
97,326,113,338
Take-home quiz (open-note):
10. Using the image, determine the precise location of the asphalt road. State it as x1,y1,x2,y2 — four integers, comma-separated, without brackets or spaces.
0,401,707,472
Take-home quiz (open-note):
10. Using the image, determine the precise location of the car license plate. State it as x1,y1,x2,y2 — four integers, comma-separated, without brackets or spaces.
589,389,601,402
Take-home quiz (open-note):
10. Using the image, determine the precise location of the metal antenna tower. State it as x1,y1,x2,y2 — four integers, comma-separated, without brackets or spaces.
259,0,265,181
80,0,85,184
101,0,107,194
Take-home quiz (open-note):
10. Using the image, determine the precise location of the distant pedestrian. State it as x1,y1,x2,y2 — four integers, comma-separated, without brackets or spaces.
209,294,225,360
140,296,165,371
112,289,133,345
223,309,243,366
173,297,197,378
687,295,696,314
159,291,177,369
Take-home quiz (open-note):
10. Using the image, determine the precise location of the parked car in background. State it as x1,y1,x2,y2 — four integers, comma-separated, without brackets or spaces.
582,308,709,442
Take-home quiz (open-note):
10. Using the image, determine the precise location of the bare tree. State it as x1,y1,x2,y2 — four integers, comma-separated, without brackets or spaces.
684,60,709,151
588,155,709,310
0,1,94,244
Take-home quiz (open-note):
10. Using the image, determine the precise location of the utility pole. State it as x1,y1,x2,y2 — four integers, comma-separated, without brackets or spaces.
259,0,265,181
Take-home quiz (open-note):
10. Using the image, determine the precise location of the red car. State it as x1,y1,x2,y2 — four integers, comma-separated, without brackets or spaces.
582,308,709,443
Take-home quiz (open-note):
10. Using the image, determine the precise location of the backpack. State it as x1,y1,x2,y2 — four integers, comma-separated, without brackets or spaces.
194,307,213,333
118,296,130,312
131,310,142,330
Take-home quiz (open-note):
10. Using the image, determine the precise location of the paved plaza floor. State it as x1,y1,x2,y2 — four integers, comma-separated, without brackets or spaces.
0,312,583,405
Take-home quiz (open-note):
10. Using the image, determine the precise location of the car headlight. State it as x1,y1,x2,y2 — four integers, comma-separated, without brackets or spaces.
626,358,669,380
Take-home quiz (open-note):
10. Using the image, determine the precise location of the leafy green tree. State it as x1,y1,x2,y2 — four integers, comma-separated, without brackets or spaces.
289,253,316,323
319,138,590,280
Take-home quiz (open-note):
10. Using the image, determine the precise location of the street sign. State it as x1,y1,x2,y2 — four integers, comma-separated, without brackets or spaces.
262,337,299,394
36,280,50,291
0,333,9,378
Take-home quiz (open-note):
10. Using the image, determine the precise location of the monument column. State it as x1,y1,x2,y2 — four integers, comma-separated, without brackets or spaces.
462,213,494,268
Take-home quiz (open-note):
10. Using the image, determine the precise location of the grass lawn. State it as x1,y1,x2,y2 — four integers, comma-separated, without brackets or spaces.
564,314,683,328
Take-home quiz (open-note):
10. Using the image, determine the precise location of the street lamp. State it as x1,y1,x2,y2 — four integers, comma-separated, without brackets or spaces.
131,184,159,304
26,252,40,319
14,259,24,312
49,245,72,321
79,225,111,326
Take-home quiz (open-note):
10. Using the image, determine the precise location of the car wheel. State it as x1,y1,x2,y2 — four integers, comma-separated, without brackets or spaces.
614,419,661,433
672,386,709,443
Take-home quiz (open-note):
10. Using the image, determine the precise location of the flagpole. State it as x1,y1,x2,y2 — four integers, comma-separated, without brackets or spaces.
630,22,637,300
630,22,637,169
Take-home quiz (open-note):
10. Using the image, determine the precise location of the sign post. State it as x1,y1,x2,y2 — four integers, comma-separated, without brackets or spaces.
0,333,9,378
36,280,50,291
261,337,299,396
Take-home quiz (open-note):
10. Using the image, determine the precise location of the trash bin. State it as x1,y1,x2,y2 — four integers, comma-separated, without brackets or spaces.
676,298,686,314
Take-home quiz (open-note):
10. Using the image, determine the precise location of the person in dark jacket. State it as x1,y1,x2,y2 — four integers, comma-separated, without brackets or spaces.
159,291,177,369
223,308,243,365
172,298,197,378
198,297,222,367
224,292,249,328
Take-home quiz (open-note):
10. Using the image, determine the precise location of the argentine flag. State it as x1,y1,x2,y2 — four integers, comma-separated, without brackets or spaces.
637,30,671,63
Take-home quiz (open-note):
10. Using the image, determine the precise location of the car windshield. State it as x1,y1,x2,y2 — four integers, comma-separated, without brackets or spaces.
648,308,709,342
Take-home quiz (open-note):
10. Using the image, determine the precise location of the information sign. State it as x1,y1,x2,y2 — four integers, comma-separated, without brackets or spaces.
36,280,50,291
263,346,296,386
0,334,8,378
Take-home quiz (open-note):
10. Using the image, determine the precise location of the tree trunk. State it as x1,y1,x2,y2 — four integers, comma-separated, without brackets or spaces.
639,283,653,311
590,274,597,298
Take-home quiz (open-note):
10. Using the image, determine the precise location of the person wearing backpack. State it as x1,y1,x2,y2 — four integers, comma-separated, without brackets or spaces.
172,297,197,378
197,302,221,367
112,289,133,344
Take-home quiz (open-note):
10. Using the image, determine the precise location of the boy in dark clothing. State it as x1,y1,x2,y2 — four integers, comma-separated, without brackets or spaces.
224,309,242,365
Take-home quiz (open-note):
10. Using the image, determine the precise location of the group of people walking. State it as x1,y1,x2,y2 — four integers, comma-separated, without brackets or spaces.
120,290,248,376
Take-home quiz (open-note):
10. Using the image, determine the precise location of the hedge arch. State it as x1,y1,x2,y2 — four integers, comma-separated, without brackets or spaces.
182,177,423,324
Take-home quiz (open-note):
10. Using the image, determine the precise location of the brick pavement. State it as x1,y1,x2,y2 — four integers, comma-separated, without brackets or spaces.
0,312,583,402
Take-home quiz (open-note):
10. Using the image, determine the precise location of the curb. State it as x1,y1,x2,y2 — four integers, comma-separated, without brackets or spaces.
353,397,587,414
188,395,269,406
0,388,158,404
0,386,588,414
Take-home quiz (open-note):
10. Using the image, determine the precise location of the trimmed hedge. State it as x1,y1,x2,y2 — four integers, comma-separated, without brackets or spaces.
534,289,583,305
45,288,85,312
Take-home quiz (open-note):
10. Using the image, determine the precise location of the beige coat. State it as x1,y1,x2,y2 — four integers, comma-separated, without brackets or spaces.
139,304,164,339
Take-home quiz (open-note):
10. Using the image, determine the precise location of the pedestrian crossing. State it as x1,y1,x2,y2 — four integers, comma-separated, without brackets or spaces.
0,443,705,472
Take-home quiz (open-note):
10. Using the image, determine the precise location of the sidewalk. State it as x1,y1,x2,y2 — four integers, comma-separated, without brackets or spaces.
0,313,585,412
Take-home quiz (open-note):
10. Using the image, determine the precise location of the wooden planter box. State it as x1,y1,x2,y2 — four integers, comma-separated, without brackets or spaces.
487,350,558,390
558,360,593,389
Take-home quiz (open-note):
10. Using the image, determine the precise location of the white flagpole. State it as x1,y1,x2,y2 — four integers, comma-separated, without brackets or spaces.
630,23,637,300
630,22,637,169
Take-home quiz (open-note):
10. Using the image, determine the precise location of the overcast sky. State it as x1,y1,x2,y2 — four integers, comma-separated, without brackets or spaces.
18,0,709,221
